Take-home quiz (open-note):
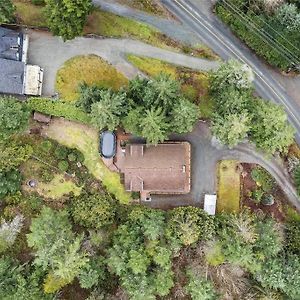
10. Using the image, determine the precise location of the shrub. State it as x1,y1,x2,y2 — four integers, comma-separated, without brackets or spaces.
27,98,91,124
285,221,300,255
54,146,68,160
40,140,53,152
58,160,69,172
40,168,55,183
31,0,45,5
71,192,115,229
251,188,264,204
185,268,219,300
67,153,77,162
251,167,274,192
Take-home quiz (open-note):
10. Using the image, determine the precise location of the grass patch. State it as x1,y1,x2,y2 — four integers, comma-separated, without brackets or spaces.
24,174,82,199
42,118,131,204
56,55,128,101
126,55,214,118
13,0,46,27
217,160,240,213
84,9,217,59
115,0,169,17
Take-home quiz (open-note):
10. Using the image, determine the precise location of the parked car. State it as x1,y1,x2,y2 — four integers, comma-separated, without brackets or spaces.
100,131,116,159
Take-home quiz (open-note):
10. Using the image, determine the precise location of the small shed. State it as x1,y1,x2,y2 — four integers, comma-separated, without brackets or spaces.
204,194,217,215
33,112,51,123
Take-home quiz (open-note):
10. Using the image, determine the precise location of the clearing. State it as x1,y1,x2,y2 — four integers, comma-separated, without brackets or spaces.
23,173,81,199
217,160,240,213
42,118,131,204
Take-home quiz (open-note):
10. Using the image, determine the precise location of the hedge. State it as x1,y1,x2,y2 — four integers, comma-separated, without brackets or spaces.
27,98,91,124
215,2,300,71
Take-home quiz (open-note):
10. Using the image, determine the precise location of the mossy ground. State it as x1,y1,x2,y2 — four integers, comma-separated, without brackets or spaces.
55,55,128,101
217,160,240,213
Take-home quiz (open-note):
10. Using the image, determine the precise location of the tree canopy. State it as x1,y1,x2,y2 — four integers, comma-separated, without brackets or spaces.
0,97,30,140
44,0,92,41
0,0,15,24
210,61,294,152
27,207,88,293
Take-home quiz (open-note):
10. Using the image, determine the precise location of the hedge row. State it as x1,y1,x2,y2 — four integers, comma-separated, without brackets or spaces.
27,98,91,124
215,3,299,70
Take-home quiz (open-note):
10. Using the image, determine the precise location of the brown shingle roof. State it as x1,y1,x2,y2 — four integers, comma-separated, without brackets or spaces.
122,142,191,194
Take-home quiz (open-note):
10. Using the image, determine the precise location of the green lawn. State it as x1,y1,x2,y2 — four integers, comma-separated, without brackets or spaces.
56,55,128,101
42,118,131,204
127,55,214,118
24,173,81,199
217,160,240,213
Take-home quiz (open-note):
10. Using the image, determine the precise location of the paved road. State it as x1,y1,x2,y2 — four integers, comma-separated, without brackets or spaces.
161,0,300,144
92,0,201,46
27,30,218,96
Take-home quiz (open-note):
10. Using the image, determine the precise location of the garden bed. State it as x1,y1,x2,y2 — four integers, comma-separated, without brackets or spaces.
240,163,298,221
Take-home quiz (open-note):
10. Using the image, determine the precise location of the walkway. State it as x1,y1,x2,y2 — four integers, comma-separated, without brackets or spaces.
27,30,219,96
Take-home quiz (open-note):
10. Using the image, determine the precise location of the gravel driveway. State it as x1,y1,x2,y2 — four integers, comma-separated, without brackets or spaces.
27,30,219,96
150,122,300,211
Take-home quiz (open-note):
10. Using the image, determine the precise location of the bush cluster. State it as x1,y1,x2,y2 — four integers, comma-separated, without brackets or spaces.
27,98,91,125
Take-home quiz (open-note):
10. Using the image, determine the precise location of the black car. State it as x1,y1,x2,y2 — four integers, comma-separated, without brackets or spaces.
100,131,116,159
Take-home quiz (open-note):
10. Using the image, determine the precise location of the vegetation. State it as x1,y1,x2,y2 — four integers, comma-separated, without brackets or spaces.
0,97,30,140
43,117,131,204
215,0,300,71
13,0,46,27
90,89,128,131
27,97,91,124
31,174,82,199
210,61,294,152
27,207,88,293
127,55,213,118
0,0,15,24
70,191,116,229
84,9,216,59
56,55,128,101
77,74,199,144
114,0,169,17
44,0,92,40
217,160,240,213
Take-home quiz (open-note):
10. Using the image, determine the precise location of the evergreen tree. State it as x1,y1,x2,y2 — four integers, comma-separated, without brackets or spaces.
171,98,199,133
44,0,92,41
140,107,169,145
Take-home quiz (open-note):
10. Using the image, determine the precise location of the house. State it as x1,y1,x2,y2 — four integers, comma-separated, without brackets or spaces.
0,27,28,62
119,142,191,200
0,27,43,96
